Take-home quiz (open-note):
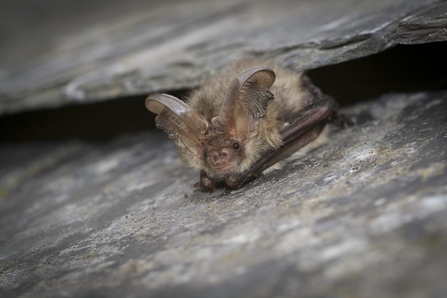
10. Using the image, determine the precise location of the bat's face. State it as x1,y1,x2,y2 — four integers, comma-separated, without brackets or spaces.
203,131,245,175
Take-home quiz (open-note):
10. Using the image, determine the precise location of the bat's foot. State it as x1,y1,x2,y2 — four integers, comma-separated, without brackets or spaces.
225,176,240,190
194,171,215,192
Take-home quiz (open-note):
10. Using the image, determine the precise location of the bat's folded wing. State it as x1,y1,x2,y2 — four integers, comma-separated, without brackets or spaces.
227,105,333,189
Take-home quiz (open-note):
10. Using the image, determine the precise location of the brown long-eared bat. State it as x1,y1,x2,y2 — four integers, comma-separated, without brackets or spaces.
146,58,339,192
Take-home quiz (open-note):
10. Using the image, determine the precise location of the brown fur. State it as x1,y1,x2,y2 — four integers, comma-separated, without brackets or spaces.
146,57,335,190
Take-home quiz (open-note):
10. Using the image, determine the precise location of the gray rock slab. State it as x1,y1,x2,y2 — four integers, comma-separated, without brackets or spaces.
1,90,446,297
1,0,446,115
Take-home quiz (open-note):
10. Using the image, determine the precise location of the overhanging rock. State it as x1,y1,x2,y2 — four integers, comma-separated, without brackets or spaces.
0,0,446,114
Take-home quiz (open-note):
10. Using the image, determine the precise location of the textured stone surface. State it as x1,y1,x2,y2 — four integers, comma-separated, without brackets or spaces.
1,0,446,115
1,90,446,297
1,0,447,296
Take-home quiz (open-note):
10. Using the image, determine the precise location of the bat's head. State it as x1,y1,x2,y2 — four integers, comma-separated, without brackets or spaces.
202,128,245,176
146,67,279,179
203,67,280,177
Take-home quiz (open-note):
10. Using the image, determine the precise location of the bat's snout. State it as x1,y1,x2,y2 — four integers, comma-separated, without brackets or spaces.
208,148,235,171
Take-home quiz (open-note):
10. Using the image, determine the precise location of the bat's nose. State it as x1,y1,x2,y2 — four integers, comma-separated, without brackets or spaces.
210,148,232,168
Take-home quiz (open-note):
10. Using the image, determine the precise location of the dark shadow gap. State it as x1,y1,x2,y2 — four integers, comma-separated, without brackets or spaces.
0,90,188,143
306,42,447,105
1,42,446,143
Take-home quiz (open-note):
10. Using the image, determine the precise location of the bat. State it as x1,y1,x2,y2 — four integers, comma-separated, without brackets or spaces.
146,58,338,192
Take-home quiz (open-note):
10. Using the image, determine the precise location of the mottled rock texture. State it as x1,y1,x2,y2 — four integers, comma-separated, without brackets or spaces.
1,0,447,297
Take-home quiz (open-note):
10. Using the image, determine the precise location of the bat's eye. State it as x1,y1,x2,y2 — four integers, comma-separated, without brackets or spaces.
233,142,240,150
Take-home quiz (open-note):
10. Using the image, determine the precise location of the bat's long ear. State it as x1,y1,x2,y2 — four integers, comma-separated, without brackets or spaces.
212,67,276,140
146,94,208,161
